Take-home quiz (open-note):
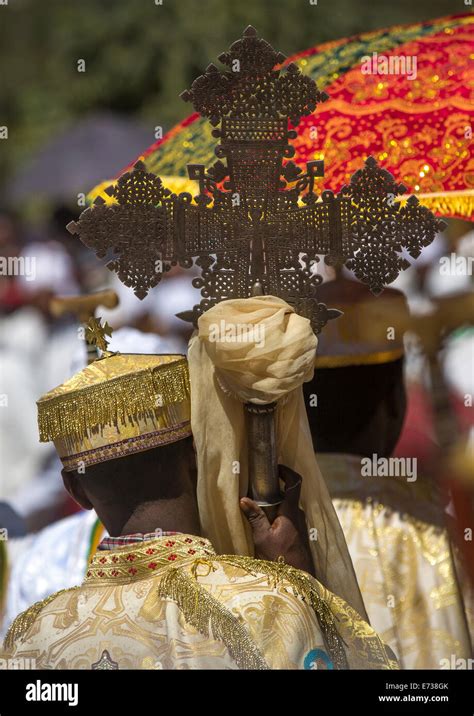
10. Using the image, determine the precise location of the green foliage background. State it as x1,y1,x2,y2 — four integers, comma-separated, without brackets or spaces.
0,0,459,191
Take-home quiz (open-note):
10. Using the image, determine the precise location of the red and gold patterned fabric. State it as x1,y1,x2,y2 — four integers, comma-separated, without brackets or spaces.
114,13,473,220
291,16,473,219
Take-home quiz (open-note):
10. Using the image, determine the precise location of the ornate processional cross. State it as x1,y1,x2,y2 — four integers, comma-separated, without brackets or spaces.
66,27,449,509
67,26,446,336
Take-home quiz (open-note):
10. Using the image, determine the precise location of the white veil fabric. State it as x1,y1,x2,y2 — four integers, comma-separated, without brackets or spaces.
188,295,368,620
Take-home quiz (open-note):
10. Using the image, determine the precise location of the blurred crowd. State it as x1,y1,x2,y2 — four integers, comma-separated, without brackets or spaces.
0,205,201,531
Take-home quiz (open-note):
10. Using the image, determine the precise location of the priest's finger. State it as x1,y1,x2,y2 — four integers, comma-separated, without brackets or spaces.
239,497,271,539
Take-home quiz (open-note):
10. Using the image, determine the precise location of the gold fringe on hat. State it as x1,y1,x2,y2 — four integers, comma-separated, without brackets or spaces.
37,355,190,444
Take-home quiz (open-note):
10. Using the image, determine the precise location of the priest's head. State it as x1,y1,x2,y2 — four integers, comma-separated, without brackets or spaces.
304,277,409,458
37,352,199,537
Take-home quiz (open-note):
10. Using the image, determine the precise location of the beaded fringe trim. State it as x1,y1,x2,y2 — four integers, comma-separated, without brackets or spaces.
37,360,190,443
4,587,79,653
213,555,349,670
157,567,270,670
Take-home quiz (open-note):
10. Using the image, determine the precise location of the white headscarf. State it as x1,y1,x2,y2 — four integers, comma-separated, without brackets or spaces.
188,295,368,619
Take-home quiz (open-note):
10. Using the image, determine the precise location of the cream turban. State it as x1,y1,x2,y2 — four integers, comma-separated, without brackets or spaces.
188,295,368,619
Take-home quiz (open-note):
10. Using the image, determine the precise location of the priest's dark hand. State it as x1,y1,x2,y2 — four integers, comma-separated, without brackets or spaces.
239,465,315,576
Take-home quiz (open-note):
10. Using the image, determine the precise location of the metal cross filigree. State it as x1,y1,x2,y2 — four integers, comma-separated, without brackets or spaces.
85,316,112,353
67,26,446,333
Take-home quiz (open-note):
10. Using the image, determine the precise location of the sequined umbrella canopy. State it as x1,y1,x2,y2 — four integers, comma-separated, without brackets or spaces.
102,12,473,220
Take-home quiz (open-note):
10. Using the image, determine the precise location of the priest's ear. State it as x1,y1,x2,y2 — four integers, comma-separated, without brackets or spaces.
62,469,93,510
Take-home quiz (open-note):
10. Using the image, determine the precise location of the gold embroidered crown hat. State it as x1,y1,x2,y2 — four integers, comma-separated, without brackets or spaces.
37,351,191,472
314,276,410,369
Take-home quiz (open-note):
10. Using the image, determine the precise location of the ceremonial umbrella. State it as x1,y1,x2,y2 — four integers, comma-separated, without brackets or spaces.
96,12,473,220
7,113,153,206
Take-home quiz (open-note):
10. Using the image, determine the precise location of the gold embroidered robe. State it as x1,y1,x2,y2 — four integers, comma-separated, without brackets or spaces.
317,452,473,669
2,533,397,670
